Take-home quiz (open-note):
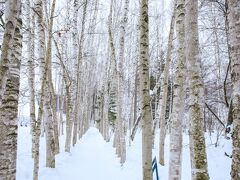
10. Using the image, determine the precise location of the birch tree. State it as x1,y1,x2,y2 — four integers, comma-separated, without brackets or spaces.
108,0,118,152
228,1,240,179
44,0,57,168
33,0,45,178
116,0,129,165
25,0,36,157
72,0,79,147
0,1,20,103
158,0,177,166
32,0,59,177
44,84,55,168
185,0,209,179
72,0,88,147
139,0,153,179
168,0,186,179
0,1,22,179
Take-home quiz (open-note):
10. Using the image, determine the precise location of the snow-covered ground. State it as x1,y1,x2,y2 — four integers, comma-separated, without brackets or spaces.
16,126,231,180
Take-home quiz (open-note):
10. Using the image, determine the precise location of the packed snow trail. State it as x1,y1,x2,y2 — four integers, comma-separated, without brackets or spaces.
37,128,133,180
17,127,143,180
17,126,231,180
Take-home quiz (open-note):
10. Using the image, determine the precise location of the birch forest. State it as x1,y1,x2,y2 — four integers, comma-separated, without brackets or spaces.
0,0,239,180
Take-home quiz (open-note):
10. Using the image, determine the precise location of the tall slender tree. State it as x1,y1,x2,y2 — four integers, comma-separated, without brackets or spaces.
25,0,36,157
72,0,88,147
228,1,240,179
139,0,153,179
72,0,80,147
159,0,177,166
0,1,20,103
0,0,22,179
0,1,22,179
108,0,118,152
168,0,186,179
116,0,129,165
44,0,57,168
185,0,209,179
33,0,58,177
33,0,46,179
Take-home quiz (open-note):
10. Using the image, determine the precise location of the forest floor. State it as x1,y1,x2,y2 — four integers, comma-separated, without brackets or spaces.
16,126,231,180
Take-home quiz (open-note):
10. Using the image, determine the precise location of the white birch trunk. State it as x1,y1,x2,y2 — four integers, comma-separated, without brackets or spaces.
117,0,129,165
0,3,22,178
0,0,20,106
72,0,79,147
228,1,240,179
33,0,45,178
139,0,153,179
72,0,88,146
159,1,177,165
54,37,73,153
25,0,37,157
185,0,209,179
168,0,185,179
33,0,58,177
44,83,55,168
43,0,57,168
108,0,119,154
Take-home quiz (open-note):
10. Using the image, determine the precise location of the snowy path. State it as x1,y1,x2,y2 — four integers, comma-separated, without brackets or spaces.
39,128,131,180
17,127,231,180
17,127,142,180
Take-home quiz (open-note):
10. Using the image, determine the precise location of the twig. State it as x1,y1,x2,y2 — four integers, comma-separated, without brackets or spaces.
205,102,225,128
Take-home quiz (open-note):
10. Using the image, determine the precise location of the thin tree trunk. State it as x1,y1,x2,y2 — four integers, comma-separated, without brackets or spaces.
0,0,20,106
72,0,79,147
44,83,55,168
185,0,209,179
168,0,186,179
103,83,110,141
0,3,22,178
54,38,73,153
108,0,119,154
48,80,60,154
44,0,57,168
117,0,129,165
159,1,177,166
25,0,37,157
33,0,45,178
227,1,240,179
139,0,153,179
130,67,139,143
72,0,88,147
33,0,57,177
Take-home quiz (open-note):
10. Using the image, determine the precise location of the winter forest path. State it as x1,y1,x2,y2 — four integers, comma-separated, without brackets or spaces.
17,127,141,180
16,126,231,180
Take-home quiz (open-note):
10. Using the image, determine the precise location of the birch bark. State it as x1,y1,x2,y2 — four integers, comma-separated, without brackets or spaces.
0,3,22,178
228,1,240,179
72,0,88,146
108,0,118,153
43,0,57,168
159,1,177,166
168,0,186,179
33,0,45,178
0,0,20,105
72,0,79,147
185,0,209,179
25,0,36,157
44,84,55,168
117,0,129,164
33,0,58,177
139,0,153,179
